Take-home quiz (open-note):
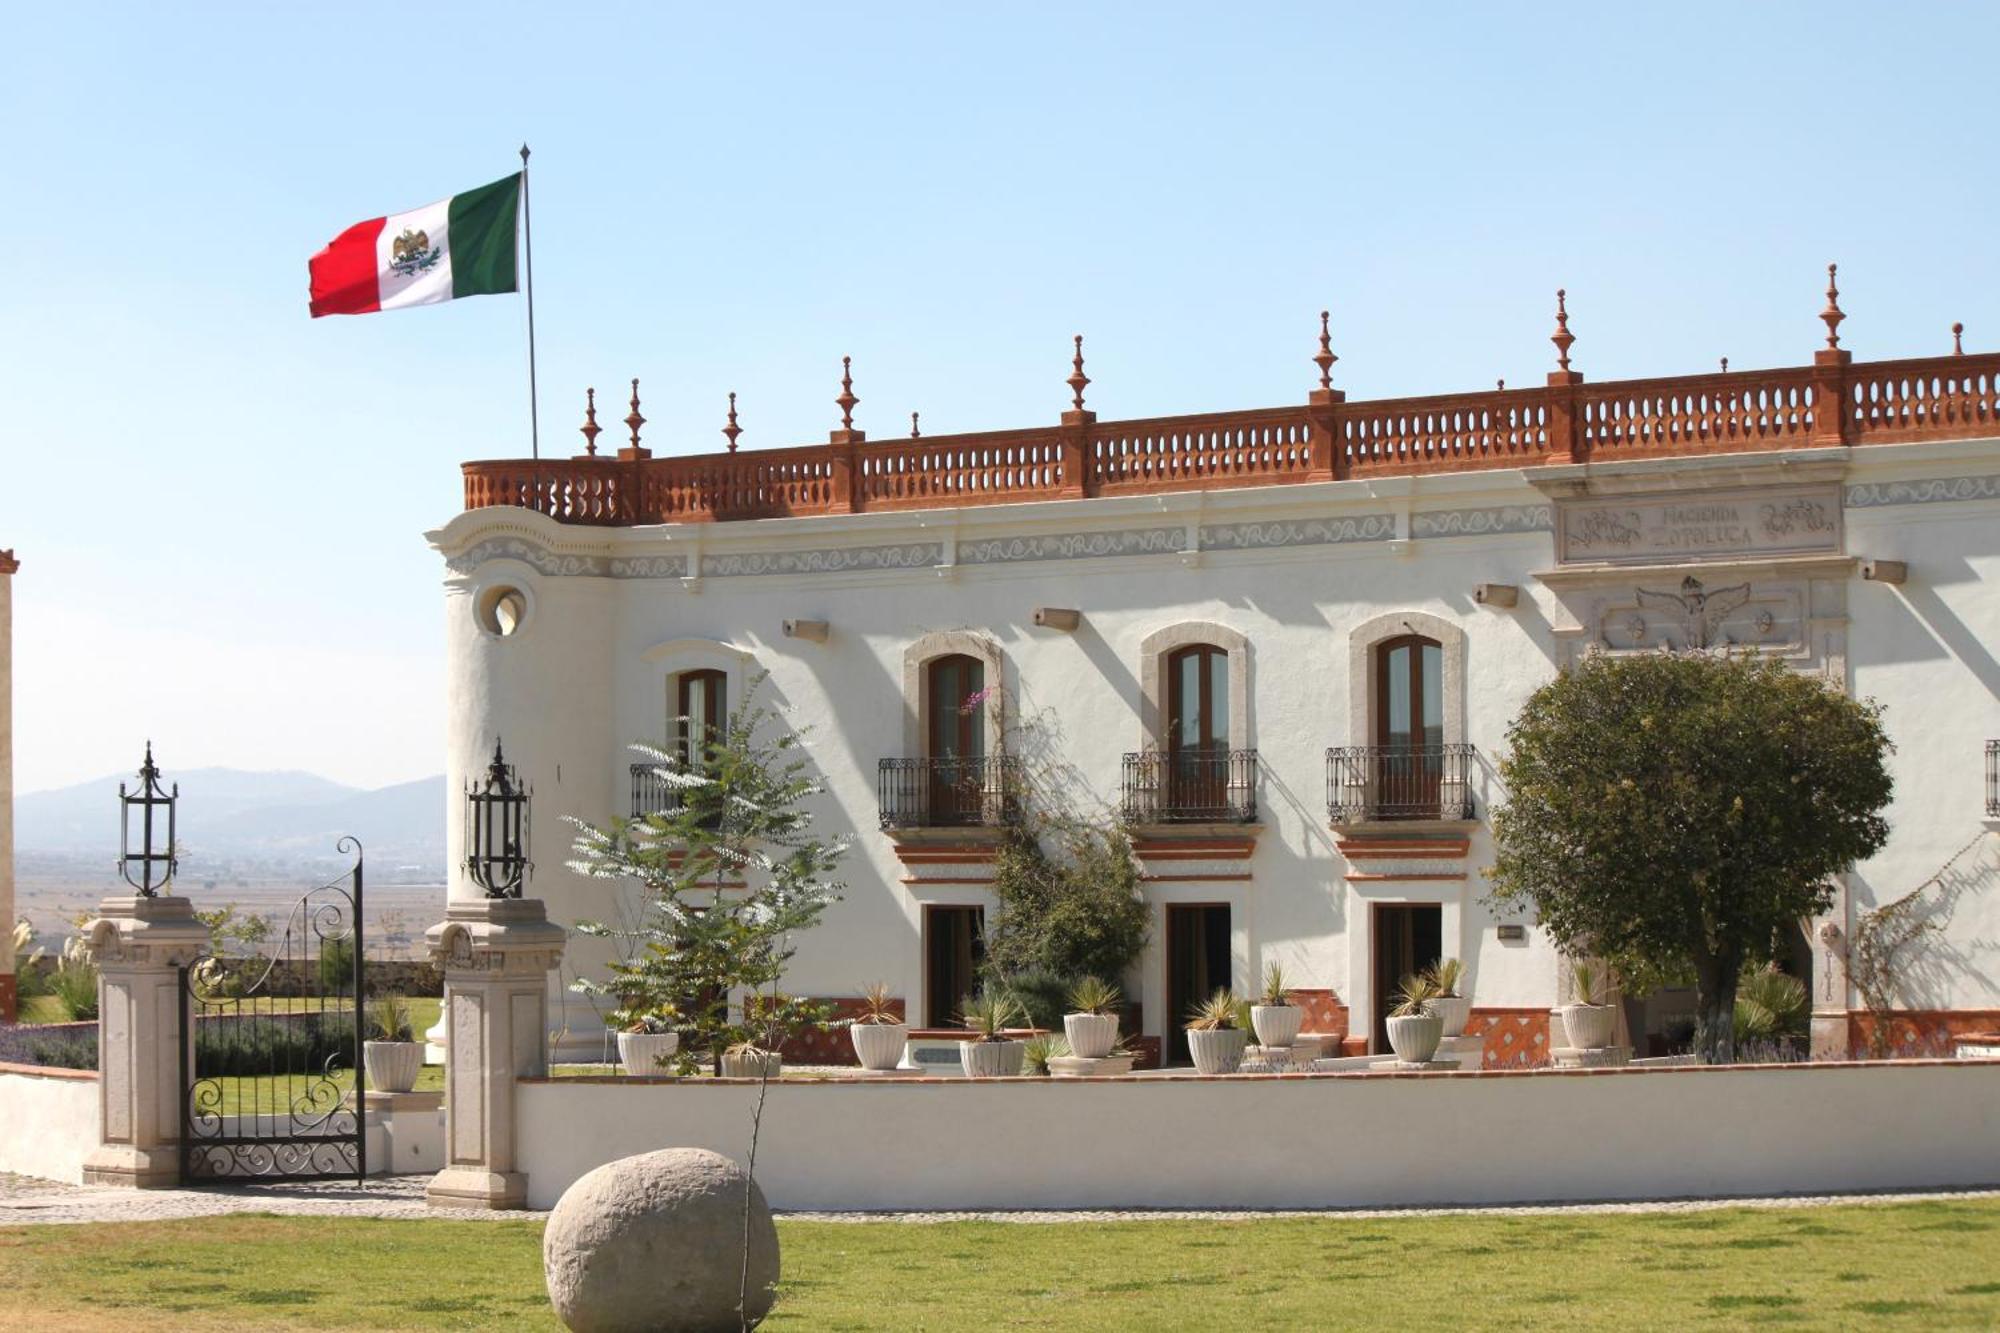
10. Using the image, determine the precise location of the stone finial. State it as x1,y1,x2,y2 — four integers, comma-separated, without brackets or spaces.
1496,378,1506,391
1067,335,1090,412
1550,288,1576,372
910,411,921,439
722,392,741,452
1820,263,1844,350
1954,322,1965,356
836,357,858,433
1720,357,1729,374
625,379,645,451
1313,310,1338,390
0,549,15,575
579,387,601,456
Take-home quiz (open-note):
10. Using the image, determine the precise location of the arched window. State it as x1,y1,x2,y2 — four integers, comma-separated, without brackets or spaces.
925,654,986,825
1167,644,1230,818
676,669,727,766
1373,635,1443,812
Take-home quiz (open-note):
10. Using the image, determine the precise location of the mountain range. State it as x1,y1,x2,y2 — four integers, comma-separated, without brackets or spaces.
15,767,446,873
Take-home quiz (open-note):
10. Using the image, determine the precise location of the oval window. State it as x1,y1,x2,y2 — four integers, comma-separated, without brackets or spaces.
476,585,529,637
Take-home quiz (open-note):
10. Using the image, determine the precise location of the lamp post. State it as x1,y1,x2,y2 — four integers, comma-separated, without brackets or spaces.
464,740,531,898
118,742,177,896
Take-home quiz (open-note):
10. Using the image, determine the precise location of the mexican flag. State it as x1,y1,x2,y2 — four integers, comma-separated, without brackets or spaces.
309,173,521,318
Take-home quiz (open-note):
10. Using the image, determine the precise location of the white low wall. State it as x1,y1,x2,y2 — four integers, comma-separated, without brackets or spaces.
516,1061,2000,1212
0,1064,99,1185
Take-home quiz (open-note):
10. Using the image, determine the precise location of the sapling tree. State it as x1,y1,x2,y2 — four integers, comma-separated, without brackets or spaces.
567,674,848,1075
1487,650,1892,1064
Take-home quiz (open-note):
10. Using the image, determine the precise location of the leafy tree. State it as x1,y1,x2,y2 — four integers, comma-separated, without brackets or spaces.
567,675,847,1075
1487,650,1891,1064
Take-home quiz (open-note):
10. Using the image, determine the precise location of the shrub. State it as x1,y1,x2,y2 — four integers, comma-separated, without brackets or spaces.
1734,964,1809,1046
24,1035,96,1070
49,938,98,1022
193,1013,357,1077
996,968,1075,1031
318,935,357,995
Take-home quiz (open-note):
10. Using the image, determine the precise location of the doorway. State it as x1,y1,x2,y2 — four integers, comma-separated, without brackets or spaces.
1166,903,1232,1063
923,905,985,1028
1371,903,1442,1053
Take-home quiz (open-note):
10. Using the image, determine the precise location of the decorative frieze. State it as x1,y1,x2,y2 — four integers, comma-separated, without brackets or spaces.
1555,484,1843,566
1844,472,2000,509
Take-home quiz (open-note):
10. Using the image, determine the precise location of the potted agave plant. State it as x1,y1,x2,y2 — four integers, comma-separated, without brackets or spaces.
721,1040,784,1079
848,981,908,1071
615,1009,681,1077
363,992,424,1093
1184,988,1249,1074
1250,962,1302,1048
1385,973,1444,1063
1063,976,1122,1060
959,991,1027,1077
1022,1032,1072,1076
1562,960,1617,1050
1427,957,1472,1038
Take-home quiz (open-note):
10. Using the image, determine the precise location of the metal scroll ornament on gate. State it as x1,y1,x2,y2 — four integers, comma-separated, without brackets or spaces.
118,742,178,896
465,740,532,898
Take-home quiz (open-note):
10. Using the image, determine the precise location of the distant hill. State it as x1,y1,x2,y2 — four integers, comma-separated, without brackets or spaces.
15,768,444,872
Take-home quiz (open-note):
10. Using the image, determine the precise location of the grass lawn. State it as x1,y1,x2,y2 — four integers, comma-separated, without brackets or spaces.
5,1198,2000,1329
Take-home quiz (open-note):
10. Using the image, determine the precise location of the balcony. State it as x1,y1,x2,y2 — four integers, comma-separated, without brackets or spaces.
1120,750,1258,825
878,756,1023,830
1988,741,1999,818
1326,744,1477,823
630,763,689,818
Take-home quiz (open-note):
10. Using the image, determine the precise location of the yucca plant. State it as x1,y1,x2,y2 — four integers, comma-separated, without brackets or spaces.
1022,1032,1072,1075
1389,972,1440,1018
1428,957,1465,998
1066,975,1122,1017
959,991,1024,1043
1570,958,1606,1007
1185,987,1245,1031
369,992,415,1043
1258,962,1293,1007
855,981,902,1025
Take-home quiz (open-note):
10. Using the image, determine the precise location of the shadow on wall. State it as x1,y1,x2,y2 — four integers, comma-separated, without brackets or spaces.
1881,561,2000,701
1848,831,2000,1011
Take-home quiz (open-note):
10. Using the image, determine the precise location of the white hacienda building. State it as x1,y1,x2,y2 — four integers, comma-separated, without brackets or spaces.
430,289,2000,1068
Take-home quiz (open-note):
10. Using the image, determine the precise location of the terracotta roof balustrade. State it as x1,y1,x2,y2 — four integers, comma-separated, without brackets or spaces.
462,351,2000,526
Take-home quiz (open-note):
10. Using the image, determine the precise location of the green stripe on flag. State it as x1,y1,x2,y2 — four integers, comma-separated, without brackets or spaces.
448,173,521,299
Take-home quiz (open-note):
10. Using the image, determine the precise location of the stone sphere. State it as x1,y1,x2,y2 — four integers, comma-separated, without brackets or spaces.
544,1147,780,1332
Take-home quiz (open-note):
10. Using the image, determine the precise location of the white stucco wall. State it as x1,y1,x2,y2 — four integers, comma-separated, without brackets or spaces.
516,1060,2000,1211
433,435,2000,1046
0,1066,98,1185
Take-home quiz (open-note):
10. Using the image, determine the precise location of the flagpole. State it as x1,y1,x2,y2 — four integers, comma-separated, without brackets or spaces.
520,142,541,460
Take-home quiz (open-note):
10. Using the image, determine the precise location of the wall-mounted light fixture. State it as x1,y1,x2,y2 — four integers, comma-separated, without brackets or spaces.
1862,560,1907,586
1032,607,1081,631
1473,583,1520,608
783,619,829,642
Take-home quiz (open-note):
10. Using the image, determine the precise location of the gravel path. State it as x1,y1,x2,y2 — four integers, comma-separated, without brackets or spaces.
3,1171,1995,1227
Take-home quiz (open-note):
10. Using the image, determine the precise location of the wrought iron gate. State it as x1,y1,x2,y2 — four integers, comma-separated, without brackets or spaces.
180,839,366,1182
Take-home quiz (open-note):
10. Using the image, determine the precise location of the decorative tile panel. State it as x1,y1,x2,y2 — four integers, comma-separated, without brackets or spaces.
701,543,944,578
1200,514,1395,550
958,527,1186,564
1410,505,1553,539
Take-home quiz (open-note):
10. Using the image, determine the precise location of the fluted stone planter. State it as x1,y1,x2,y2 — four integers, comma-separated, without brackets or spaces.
850,1022,908,1071
1250,1004,1302,1049
960,1040,1025,1078
1063,1012,1120,1060
721,1048,783,1079
363,1040,423,1094
616,1030,680,1077
1430,995,1473,1039
1561,1003,1617,1051
1186,1027,1248,1075
1386,1012,1444,1063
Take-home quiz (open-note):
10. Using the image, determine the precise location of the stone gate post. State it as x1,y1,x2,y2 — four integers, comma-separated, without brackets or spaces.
424,897,566,1210
79,894,212,1188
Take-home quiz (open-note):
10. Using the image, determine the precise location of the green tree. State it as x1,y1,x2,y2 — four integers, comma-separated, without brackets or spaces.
1487,650,1892,1064
567,675,847,1075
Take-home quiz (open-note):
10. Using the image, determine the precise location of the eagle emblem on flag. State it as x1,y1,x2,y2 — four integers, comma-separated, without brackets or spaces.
389,227,441,276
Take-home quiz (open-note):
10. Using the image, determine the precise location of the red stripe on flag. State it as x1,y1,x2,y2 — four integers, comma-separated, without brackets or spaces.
308,216,386,317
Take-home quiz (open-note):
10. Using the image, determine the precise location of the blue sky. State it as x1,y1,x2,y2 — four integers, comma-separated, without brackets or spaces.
3,4,1995,793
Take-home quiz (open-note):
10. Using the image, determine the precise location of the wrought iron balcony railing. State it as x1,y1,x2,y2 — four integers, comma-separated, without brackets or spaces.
631,762,688,819
1326,743,1477,822
878,755,1023,830
1987,740,1999,818
1120,749,1258,824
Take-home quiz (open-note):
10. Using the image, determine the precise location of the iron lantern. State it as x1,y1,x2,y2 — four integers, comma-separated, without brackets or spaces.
118,741,178,897
464,740,531,898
